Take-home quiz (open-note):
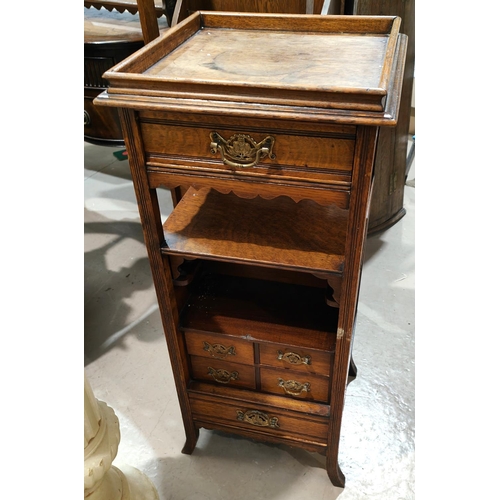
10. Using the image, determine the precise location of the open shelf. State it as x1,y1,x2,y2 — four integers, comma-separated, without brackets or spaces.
179,270,338,351
162,187,348,276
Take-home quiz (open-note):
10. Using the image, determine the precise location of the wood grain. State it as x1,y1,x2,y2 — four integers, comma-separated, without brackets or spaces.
189,393,329,441
179,270,339,349
349,0,415,232
102,13,401,113
260,366,330,402
184,330,255,365
141,122,355,172
190,355,257,389
259,342,332,376
95,12,407,488
145,29,388,91
188,381,331,416
163,187,348,274
172,0,328,26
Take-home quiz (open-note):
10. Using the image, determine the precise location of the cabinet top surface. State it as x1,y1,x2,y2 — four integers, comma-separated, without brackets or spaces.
145,29,387,91
99,12,406,124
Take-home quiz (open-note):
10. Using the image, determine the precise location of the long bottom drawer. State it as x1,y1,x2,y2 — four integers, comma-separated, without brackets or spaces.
188,391,329,448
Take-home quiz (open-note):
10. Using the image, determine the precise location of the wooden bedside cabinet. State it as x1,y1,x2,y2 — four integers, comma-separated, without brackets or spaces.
95,11,406,487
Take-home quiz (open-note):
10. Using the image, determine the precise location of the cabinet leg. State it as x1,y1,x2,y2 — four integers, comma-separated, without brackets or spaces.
326,454,346,488
348,356,357,380
181,427,200,455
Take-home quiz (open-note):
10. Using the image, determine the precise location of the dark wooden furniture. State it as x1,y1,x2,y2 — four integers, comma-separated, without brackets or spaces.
342,0,415,232
171,0,338,24
95,12,406,487
84,1,174,145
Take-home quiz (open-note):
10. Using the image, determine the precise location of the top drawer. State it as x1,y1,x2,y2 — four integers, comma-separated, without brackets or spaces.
139,110,356,186
184,330,255,366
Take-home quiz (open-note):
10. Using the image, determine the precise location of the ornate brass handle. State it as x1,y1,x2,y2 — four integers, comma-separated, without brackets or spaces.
236,409,279,428
203,341,236,360
210,131,276,168
277,378,311,396
207,367,239,384
277,350,311,366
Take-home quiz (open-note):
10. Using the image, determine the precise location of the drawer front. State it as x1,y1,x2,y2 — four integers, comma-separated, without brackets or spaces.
184,331,254,366
190,355,256,389
189,395,328,443
139,111,356,190
260,367,330,403
259,343,332,376
142,122,354,169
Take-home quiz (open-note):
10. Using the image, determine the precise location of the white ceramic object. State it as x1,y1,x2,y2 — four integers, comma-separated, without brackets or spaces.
84,375,159,499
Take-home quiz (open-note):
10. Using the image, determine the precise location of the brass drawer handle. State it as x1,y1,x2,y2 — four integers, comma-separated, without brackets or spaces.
207,367,239,384
277,350,311,366
203,341,236,359
210,131,276,168
236,409,279,429
278,378,311,396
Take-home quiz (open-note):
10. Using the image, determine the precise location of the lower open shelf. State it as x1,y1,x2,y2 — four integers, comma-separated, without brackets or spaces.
179,266,339,349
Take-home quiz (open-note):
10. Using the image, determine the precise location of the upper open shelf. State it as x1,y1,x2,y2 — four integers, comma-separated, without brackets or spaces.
162,187,348,276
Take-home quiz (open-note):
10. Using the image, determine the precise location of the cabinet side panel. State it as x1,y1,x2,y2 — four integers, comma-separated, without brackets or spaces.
118,107,200,452
326,125,379,487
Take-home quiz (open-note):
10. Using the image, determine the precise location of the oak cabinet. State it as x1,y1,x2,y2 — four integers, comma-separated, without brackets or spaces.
95,11,406,487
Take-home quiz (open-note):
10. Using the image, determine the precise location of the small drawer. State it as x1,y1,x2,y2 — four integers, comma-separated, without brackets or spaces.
260,367,330,403
190,355,256,389
189,394,328,443
259,343,332,376
184,331,254,366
